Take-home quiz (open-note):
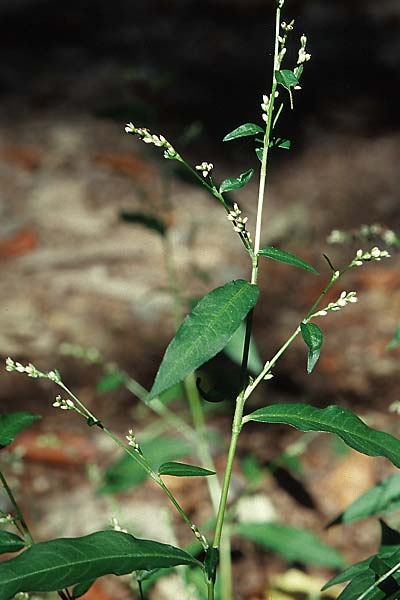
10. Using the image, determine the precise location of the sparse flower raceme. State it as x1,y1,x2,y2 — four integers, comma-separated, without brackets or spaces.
227,203,252,245
327,225,399,247
14,593,30,600
351,246,391,267
297,34,311,64
312,291,358,318
261,94,270,122
52,395,75,411
5,358,40,378
191,524,209,549
195,161,214,179
124,123,179,160
110,516,128,534
126,429,140,452
59,342,101,364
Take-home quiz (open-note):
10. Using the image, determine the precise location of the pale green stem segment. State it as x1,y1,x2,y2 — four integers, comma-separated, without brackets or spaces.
56,381,208,550
207,6,283,598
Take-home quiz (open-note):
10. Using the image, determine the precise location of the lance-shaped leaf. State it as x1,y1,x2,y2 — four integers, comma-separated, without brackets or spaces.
219,169,254,193
329,473,400,527
236,523,345,568
300,322,323,373
223,123,264,142
258,246,318,274
0,531,26,555
335,551,400,600
243,404,400,468
0,531,201,600
323,521,400,591
0,412,41,449
158,462,215,477
149,280,259,399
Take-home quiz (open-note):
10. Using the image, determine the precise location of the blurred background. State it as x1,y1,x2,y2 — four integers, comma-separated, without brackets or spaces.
1,1,400,598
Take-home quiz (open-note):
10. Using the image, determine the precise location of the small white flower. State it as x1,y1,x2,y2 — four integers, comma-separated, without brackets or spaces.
52,395,74,411
195,161,213,178
5,357,15,371
47,370,60,382
111,516,128,534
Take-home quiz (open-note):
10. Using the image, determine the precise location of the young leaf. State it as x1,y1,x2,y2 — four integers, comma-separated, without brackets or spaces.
223,123,264,142
255,147,263,162
258,246,319,274
149,280,259,400
300,322,323,373
243,403,400,468
219,169,254,194
158,462,215,477
100,436,191,494
235,523,345,568
0,531,26,555
329,473,400,527
275,69,299,90
269,137,291,150
0,531,201,600
0,412,41,449
223,320,263,375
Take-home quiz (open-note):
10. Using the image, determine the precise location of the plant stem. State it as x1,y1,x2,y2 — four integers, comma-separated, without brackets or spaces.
0,470,73,600
0,470,34,547
56,381,208,549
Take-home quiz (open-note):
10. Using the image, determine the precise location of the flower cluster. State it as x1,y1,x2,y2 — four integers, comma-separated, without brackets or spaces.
312,291,358,318
52,395,75,411
59,342,101,364
5,358,40,378
0,513,14,524
227,203,252,244
297,34,311,64
351,246,391,267
126,429,141,453
5,358,62,384
195,161,214,179
124,123,178,159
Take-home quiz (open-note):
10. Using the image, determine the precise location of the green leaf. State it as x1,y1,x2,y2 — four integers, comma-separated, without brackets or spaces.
223,320,263,375
329,473,400,527
158,462,215,477
120,211,166,236
323,521,400,590
0,531,26,555
258,246,319,274
219,169,254,193
236,523,345,568
300,322,323,373
387,323,400,350
243,403,400,468
96,371,126,394
72,580,95,598
149,280,259,400
336,551,400,600
269,137,291,150
223,123,264,142
0,531,201,599
275,69,299,90
0,412,41,449
100,436,191,494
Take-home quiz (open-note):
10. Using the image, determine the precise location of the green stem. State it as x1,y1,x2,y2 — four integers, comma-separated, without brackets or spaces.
0,470,34,547
0,470,72,600
56,381,208,549
243,269,345,403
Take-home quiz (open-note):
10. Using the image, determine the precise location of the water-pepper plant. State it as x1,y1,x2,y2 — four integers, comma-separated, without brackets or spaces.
0,1,398,599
